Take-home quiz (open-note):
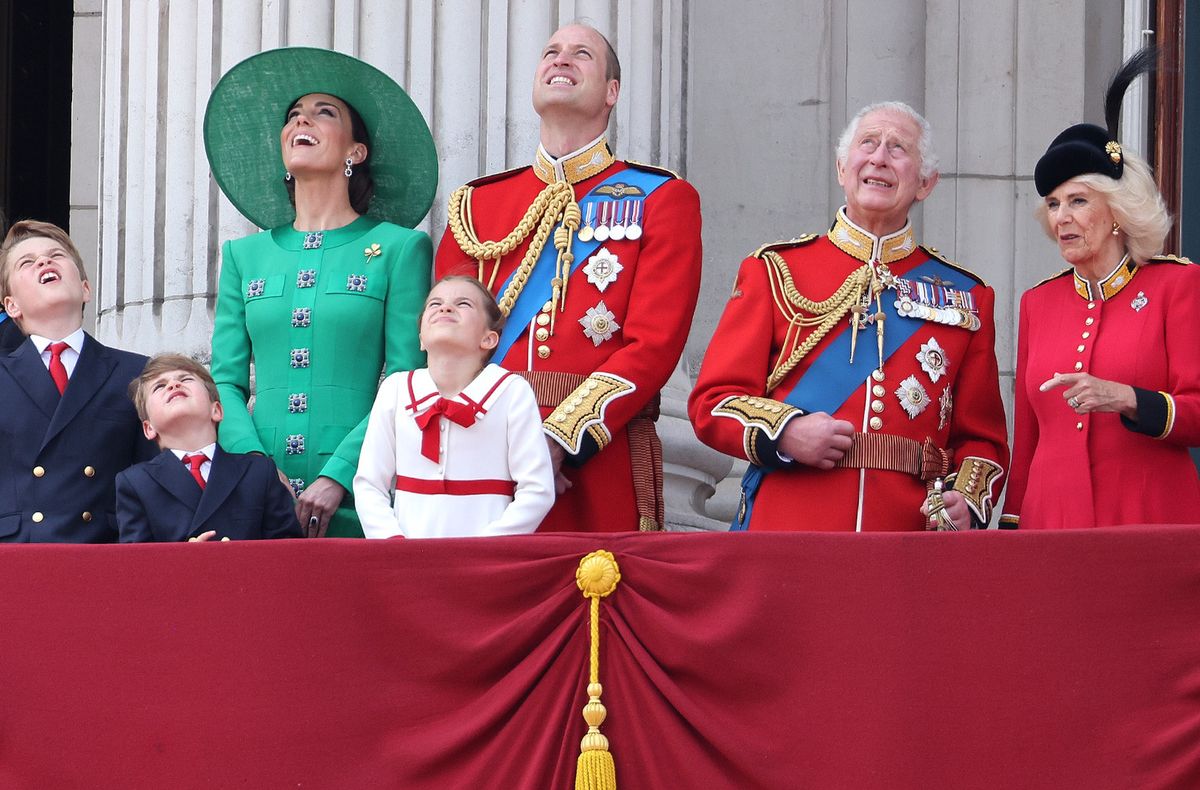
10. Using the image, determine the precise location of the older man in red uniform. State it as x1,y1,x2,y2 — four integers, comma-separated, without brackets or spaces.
690,102,1008,531
435,23,702,532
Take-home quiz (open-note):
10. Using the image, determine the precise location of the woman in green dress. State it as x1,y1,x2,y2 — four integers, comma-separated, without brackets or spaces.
204,48,438,537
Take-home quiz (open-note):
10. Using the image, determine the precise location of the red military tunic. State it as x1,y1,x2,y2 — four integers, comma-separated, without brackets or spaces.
1001,256,1200,529
689,209,1009,531
435,136,702,532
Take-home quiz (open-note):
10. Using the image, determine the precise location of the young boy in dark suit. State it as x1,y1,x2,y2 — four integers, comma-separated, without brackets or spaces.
0,220,156,542
117,353,302,541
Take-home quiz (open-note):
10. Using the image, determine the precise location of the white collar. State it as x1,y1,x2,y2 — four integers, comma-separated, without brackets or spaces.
406,364,513,415
31,327,86,355
169,443,218,461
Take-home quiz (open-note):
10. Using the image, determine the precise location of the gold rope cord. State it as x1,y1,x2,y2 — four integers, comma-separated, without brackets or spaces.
574,550,621,790
447,180,578,317
762,250,876,390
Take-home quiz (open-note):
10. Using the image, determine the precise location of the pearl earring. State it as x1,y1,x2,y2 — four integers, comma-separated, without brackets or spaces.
344,158,354,177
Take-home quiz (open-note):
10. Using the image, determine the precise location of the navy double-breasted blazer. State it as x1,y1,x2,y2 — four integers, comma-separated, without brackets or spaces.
116,445,302,542
0,334,155,542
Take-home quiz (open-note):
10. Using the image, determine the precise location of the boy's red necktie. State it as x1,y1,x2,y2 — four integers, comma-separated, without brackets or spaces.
182,453,207,490
47,342,69,395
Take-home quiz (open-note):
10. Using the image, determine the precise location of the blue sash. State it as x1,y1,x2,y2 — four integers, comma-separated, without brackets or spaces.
491,167,671,363
733,254,964,530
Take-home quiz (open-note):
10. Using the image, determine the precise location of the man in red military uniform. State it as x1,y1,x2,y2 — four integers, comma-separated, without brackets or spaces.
689,102,1008,531
435,23,702,532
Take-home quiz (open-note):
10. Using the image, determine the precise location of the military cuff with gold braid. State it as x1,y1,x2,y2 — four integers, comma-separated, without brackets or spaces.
945,456,1004,528
544,373,636,465
711,395,805,469
997,514,1019,530
1121,387,1176,440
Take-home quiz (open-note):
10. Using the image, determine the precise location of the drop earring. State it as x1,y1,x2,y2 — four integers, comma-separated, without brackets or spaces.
1111,222,1121,236
345,158,354,177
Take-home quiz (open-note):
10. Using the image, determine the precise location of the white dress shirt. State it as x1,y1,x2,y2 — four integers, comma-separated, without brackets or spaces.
170,443,218,483
30,327,86,378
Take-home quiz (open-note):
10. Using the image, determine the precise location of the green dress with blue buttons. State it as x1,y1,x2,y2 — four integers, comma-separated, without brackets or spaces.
211,216,430,537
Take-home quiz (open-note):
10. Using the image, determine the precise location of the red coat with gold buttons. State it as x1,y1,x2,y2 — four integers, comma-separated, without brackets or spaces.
689,210,1009,531
1001,256,1200,529
435,149,702,532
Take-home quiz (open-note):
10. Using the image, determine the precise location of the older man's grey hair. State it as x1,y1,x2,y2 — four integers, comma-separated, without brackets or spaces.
835,101,939,180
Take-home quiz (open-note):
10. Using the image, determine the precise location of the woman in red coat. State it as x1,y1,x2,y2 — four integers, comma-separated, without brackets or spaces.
1001,50,1200,529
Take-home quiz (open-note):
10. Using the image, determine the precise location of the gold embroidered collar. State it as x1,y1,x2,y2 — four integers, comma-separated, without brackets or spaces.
533,135,615,185
1073,254,1137,301
827,207,917,264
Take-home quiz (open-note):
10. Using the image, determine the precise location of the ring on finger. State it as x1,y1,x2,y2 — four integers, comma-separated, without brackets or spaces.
309,516,319,527
1068,397,1080,408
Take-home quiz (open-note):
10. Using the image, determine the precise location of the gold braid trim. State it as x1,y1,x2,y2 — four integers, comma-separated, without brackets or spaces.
446,180,578,317
761,250,876,390
950,456,1004,524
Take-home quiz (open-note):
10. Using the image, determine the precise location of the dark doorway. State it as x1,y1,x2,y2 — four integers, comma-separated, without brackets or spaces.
0,0,74,235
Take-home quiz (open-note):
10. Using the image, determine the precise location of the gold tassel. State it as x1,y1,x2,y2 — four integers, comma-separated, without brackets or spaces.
574,550,621,790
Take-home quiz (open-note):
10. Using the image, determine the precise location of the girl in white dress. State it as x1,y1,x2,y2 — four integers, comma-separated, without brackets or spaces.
354,276,555,537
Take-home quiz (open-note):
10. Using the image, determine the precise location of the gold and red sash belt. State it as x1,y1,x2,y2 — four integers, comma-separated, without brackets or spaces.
515,370,664,530
833,433,952,481
395,475,516,497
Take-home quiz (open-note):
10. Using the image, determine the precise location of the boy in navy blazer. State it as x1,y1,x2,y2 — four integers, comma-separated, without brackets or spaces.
0,220,156,542
117,353,302,542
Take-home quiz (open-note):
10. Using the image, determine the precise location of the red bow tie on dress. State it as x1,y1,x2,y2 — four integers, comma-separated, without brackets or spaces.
413,398,479,463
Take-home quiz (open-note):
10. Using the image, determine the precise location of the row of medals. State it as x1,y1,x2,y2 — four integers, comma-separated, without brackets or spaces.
891,280,980,331
577,199,644,243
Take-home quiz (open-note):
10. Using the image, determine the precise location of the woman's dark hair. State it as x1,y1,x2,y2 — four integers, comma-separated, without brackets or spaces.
282,95,376,216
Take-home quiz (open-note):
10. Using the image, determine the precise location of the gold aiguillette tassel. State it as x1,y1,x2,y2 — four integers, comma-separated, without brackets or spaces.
849,303,864,364
559,200,581,313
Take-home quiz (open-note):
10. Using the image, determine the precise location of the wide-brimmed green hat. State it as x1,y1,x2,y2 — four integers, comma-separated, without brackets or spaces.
203,47,437,230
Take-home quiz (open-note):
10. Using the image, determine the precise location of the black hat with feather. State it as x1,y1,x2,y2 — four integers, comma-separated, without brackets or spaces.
1034,48,1157,197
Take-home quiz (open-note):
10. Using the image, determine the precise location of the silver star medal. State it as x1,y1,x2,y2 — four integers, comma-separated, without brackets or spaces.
1131,290,1148,312
916,337,950,383
580,301,620,346
895,375,931,419
583,247,623,293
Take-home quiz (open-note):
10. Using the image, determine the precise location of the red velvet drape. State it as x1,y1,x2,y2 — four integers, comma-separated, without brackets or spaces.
0,527,1198,789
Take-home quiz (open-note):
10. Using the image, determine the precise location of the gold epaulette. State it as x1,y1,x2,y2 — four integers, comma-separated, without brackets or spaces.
1147,253,1195,266
752,234,818,259
625,160,679,180
920,244,986,286
462,164,531,188
1032,267,1073,289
